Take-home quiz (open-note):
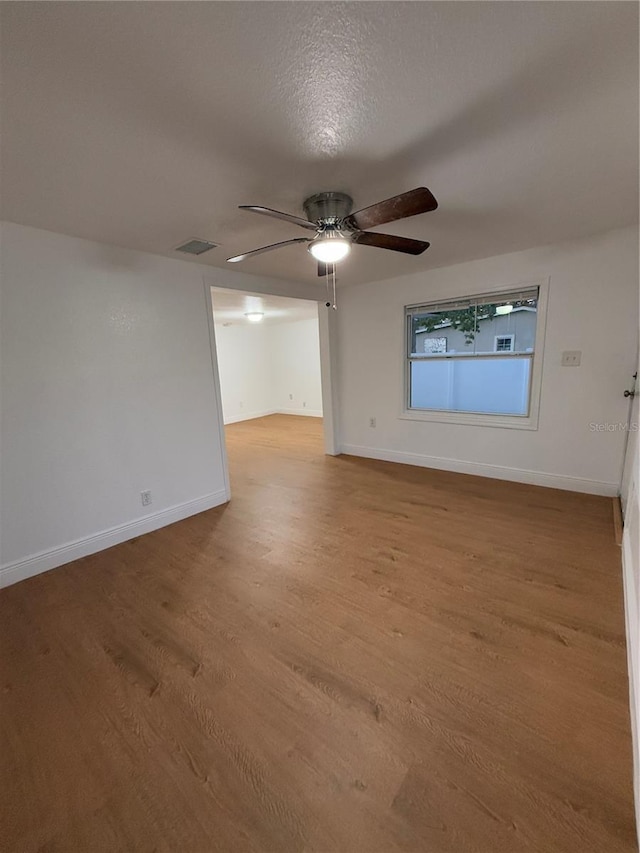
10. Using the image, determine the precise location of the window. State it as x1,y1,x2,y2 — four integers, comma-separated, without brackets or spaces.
405,286,541,424
494,334,515,352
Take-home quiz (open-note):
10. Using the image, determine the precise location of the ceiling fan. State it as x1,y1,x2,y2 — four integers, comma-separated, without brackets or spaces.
227,187,438,276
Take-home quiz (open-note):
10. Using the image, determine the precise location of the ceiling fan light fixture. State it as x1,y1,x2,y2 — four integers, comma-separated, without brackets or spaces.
308,233,351,264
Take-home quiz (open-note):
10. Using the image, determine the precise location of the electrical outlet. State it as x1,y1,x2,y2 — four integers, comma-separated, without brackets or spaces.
239,401,244,408
289,393,293,400
141,490,152,507
303,401,307,408
561,351,581,367
369,416,377,428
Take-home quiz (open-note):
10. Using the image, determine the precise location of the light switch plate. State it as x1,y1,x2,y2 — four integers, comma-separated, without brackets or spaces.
561,351,581,367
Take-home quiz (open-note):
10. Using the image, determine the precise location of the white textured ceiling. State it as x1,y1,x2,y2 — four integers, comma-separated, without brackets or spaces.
1,2,637,286
211,287,318,326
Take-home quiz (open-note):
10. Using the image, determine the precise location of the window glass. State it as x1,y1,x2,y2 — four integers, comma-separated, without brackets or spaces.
407,290,538,416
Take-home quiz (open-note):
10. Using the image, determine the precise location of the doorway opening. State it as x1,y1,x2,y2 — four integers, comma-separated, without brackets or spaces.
208,286,331,498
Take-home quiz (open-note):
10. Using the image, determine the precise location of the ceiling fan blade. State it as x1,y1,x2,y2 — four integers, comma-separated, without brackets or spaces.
353,231,430,255
239,205,317,231
227,237,311,263
346,187,438,231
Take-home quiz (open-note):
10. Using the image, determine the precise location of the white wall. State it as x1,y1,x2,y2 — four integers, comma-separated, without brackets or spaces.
214,322,274,423
0,222,323,586
338,226,639,495
270,318,323,417
213,314,323,424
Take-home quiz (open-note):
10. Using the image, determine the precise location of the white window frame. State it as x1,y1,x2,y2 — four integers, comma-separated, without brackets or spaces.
400,278,549,431
494,333,515,353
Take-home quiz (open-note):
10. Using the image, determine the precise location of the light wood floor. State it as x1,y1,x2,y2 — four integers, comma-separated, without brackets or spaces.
1,414,636,852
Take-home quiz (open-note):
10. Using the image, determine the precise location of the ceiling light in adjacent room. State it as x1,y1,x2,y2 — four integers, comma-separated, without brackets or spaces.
244,312,264,323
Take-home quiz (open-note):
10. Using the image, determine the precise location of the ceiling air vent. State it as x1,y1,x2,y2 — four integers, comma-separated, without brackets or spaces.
174,238,218,256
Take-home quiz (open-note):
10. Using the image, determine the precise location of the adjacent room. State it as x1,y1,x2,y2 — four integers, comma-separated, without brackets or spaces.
211,286,326,500
211,288,323,426
1,3,638,852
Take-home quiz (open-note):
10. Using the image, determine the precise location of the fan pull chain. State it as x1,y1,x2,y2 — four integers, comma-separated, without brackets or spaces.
332,263,337,310
324,263,337,310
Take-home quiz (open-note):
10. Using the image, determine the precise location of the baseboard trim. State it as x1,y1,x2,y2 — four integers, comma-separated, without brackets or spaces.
223,409,277,425
275,408,323,418
339,444,619,496
224,409,323,425
0,489,230,589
